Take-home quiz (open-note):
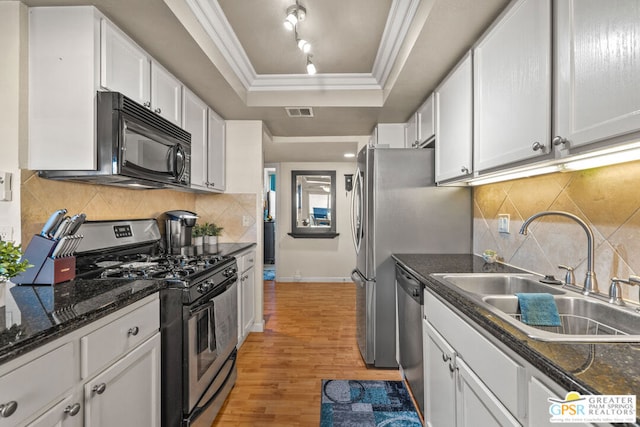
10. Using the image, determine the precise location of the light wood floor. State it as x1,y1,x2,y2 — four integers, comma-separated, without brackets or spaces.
211,280,401,426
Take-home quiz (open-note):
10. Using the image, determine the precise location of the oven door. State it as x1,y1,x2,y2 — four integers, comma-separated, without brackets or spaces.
185,280,238,413
120,114,189,186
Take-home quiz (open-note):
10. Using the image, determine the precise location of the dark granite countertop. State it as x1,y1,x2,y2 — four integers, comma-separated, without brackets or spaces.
0,242,256,367
393,253,640,426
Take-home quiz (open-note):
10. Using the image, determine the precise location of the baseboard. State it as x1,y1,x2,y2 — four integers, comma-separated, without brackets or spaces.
278,276,353,283
250,319,265,332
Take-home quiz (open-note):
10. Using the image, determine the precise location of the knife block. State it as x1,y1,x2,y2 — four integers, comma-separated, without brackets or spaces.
11,235,76,285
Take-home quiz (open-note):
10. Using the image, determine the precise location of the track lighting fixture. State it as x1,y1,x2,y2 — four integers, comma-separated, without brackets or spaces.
283,1,317,74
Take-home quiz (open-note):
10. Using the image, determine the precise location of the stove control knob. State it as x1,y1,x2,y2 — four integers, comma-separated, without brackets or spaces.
223,268,237,277
197,283,211,294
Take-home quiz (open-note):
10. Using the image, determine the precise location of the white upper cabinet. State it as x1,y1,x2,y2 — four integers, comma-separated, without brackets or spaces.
473,0,552,172
101,19,182,126
405,94,435,148
554,0,640,152
417,94,435,146
372,123,406,148
405,113,418,148
207,109,226,192
435,52,473,183
150,62,182,126
183,88,209,190
29,6,102,170
100,19,150,106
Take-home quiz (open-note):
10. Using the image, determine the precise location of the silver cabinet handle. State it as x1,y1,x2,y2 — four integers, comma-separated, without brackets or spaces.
460,166,469,174
143,101,151,108
442,353,450,363
154,108,162,114
552,136,568,146
531,141,546,152
449,362,456,373
92,383,107,395
127,326,139,336
64,403,81,416
0,401,17,418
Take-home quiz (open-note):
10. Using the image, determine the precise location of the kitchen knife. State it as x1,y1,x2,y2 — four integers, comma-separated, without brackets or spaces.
51,236,69,258
40,209,67,238
65,213,86,236
52,217,71,240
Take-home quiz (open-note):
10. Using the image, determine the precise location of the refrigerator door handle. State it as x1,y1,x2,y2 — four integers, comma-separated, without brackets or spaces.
350,168,362,253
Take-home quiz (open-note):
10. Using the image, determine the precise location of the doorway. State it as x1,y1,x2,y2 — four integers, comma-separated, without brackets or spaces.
263,166,277,281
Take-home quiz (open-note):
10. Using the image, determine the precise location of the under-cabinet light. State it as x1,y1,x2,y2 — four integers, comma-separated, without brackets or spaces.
468,165,561,186
561,142,640,171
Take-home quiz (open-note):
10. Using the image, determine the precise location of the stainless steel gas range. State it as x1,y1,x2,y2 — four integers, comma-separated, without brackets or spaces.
73,219,239,427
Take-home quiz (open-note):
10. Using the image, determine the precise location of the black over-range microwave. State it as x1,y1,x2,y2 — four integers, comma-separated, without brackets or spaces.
39,91,191,190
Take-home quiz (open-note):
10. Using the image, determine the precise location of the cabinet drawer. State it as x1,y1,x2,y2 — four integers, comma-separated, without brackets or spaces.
241,251,255,273
81,297,159,379
0,342,75,427
425,292,524,417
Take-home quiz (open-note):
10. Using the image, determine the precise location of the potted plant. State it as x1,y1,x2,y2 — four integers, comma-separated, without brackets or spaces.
191,224,206,247
203,222,223,250
0,240,32,283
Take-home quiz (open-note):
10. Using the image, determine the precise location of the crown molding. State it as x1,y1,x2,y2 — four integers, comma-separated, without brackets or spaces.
169,0,427,102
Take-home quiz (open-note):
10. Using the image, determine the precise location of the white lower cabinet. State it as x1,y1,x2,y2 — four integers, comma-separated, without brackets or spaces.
83,333,160,427
456,358,520,427
423,290,598,427
0,294,160,427
424,321,457,427
424,320,518,427
237,248,256,346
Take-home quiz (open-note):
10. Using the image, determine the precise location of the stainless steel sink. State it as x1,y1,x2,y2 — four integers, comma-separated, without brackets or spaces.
431,273,640,343
482,295,640,343
433,273,566,296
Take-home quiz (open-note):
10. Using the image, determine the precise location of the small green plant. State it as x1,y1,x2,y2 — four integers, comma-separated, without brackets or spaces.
0,240,32,281
203,222,224,237
192,224,206,238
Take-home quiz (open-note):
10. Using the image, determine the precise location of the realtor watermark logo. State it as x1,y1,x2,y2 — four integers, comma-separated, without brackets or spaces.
548,392,636,423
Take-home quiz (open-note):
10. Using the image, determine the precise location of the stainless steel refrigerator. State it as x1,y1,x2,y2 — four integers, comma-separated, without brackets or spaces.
350,146,471,368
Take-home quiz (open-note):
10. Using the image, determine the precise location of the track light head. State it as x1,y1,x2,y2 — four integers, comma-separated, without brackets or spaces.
284,4,306,30
306,56,316,75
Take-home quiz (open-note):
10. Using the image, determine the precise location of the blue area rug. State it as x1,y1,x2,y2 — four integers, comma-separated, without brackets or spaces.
263,269,275,280
320,380,421,427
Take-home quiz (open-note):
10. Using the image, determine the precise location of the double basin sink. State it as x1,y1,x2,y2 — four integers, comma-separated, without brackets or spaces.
432,273,640,343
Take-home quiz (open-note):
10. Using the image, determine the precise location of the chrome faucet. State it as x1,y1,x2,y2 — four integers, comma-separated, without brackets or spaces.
609,276,640,309
519,211,598,296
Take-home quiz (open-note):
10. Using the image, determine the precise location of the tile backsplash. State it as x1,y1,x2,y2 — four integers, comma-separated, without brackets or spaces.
473,160,640,302
21,171,256,245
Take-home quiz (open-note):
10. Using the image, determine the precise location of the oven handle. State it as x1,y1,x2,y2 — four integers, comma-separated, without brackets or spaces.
189,300,214,316
188,275,238,315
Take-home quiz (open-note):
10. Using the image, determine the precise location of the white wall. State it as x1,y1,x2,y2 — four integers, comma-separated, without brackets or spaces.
225,120,265,331
276,161,357,282
0,2,26,243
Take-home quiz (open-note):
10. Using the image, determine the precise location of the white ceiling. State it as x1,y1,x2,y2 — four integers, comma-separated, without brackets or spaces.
22,0,510,162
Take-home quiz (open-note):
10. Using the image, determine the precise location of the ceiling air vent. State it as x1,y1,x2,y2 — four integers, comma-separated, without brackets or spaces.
285,107,314,118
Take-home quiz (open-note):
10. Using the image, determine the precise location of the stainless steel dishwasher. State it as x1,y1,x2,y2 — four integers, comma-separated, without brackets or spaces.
396,265,424,415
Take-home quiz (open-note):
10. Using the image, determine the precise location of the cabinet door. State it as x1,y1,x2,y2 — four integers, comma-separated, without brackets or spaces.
405,113,419,148
435,52,473,182
555,0,640,150
84,334,160,427
474,0,552,171
26,394,82,427
183,88,209,190
528,376,593,427
418,94,435,145
456,358,520,427
207,109,226,192
151,62,182,126
242,266,256,337
424,321,457,427
100,19,150,105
